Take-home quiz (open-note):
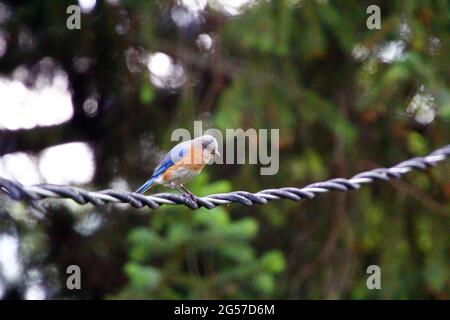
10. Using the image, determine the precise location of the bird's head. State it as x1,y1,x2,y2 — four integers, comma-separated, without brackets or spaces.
196,134,220,161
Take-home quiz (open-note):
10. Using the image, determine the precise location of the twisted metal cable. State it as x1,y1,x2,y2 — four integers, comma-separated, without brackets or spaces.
0,144,449,210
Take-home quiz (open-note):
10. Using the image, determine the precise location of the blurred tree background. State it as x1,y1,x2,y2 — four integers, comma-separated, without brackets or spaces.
0,0,449,299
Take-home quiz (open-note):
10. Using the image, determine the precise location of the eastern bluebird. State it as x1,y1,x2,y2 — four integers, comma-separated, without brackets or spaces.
135,135,219,200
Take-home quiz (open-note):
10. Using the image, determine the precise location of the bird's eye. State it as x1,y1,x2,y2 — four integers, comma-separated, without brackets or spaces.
202,142,209,149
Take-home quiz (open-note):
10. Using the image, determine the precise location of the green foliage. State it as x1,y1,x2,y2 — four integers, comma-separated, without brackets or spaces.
0,0,448,300
116,175,284,299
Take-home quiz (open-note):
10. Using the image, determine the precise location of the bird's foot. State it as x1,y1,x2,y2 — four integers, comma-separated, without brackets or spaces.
183,192,197,203
178,185,197,204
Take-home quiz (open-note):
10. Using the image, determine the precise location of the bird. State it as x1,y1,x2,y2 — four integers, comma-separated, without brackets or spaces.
135,135,220,201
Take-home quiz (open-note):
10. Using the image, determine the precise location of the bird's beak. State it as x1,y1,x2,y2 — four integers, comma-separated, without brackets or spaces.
214,149,220,157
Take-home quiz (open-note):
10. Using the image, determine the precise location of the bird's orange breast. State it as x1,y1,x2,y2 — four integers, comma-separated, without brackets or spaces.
161,145,206,182
181,145,206,170
162,166,174,181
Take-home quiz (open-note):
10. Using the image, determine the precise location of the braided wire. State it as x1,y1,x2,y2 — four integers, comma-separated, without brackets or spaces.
0,144,449,210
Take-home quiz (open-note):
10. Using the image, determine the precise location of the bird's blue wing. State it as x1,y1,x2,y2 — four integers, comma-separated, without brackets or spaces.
152,142,188,178
135,142,189,193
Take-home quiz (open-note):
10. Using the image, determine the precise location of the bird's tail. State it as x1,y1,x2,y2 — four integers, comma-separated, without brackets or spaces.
135,177,156,194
